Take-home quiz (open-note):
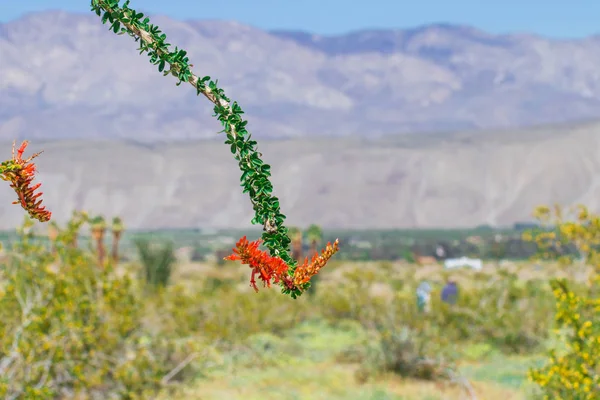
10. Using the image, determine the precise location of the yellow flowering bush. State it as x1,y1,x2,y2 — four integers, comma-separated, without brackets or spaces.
527,205,600,399
0,215,204,399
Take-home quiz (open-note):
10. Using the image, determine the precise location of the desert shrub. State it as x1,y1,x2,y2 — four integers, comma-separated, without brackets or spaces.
315,278,458,383
202,275,237,293
156,280,311,343
199,286,311,341
528,205,600,399
134,238,177,288
316,268,394,324
368,327,454,381
355,303,456,384
0,217,205,399
430,276,556,353
318,263,555,354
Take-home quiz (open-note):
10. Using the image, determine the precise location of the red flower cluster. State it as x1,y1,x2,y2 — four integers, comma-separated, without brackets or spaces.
224,235,340,293
224,236,291,292
0,141,51,222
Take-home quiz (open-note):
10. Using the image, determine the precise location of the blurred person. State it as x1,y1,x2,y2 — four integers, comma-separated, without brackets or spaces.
441,280,459,305
416,280,432,313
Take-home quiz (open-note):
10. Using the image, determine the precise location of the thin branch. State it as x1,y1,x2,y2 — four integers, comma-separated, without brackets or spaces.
161,352,199,385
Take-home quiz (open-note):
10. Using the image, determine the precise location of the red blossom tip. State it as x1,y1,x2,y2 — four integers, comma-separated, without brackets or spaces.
1,140,51,222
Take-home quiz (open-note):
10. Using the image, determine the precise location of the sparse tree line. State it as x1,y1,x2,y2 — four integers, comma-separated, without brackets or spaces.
335,235,567,262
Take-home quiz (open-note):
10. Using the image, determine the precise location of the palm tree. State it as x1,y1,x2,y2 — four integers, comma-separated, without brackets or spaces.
288,226,303,263
90,216,106,266
305,224,323,256
111,217,125,264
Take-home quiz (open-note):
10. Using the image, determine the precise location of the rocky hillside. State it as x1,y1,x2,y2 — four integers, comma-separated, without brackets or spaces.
0,120,598,230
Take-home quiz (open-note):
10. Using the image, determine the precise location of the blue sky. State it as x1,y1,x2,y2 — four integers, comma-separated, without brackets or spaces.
1,0,599,38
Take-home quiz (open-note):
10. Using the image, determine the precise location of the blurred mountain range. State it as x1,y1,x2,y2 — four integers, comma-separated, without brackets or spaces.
3,11,600,142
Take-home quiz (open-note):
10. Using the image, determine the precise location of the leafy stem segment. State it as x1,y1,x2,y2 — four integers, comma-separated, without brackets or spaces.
90,0,339,297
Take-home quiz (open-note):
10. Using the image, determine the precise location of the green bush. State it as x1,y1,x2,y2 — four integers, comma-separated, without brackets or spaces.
317,263,557,355
0,217,204,399
355,302,456,384
134,238,177,288
315,268,393,325
430,275,556,353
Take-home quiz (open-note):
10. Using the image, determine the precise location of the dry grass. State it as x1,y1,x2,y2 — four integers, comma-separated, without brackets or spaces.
158,358,528,400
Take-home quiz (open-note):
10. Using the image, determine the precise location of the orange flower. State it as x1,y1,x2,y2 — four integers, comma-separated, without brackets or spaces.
293,239,340,286
0,141,51,222
224,236,291,292
225,235,340,294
